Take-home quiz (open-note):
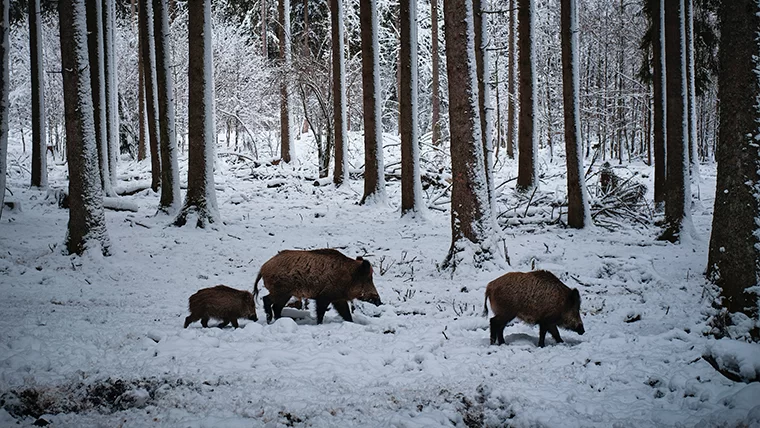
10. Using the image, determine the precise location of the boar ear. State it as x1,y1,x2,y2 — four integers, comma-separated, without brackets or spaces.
569,288,581,305
357,259,372,277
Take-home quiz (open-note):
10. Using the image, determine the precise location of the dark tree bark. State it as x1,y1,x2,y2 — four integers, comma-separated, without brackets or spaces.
431,0,441,147
261,0,268,58
685,0,699,181
473,0,495,212
138,0,160,191
442,0,495,270
652,0,666,207
279,0,293,162
516,0,536,192
30,0,47,188
175,0,219,228
59,0,110,255
103,0,118,186
359,0,386,204
153,0,180,213
399,0,422,215
86,0,115,197
330,0,348,186
660,0,692,243
0,0,7,220
561,0,590,229
707,0,760,335
506,0,517,160
137,31,147,161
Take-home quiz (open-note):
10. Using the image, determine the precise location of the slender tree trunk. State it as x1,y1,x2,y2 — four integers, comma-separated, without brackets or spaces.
684,0,699,184
660,0,692,243
86,0,115,197
516,0,536,192
473,0,495,213
139,0,161,191
153,0,180,213
59,0,110,255
331,0,348,186
506,0,517,159
261,0,268,58
652,0,666,208
442,0,495,270
137,31,147,161
0,0,7,220
561,0,590,229
399,0,422,214
30,0,47,188
707,0,760,335
279,0,293,162
175,0,219,227
431,0,441,147
359,0,386,204
103,0,118,186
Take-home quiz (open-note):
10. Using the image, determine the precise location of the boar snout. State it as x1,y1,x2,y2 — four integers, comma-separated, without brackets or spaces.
576,324,585,335
248,314,258,322
365,296,382,306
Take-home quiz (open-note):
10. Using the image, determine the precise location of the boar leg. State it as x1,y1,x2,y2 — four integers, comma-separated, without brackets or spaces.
316,297,331,324
333,300,353,322
218,320,230,328
490,314,513,345
270,295,290,321
201,317,210,328
548,324,563,344
230,318,240,328
263,295,274,323
184,314,200,328
538,323,549,347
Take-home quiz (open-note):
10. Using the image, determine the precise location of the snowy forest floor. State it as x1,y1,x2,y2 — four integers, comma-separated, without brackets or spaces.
1,136,759,427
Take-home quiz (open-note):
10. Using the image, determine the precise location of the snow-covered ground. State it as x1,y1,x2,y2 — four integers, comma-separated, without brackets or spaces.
1,134,759,427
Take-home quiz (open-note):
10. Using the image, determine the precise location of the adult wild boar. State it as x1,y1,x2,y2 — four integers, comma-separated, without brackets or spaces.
184,285,258,328
483,270,585,347
254,249,382,324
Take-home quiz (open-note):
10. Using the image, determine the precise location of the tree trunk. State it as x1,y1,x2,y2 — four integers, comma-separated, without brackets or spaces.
359,0,386,204
138,0,161,191
707,0,760,336
473,0,495,213
442,0,495,270
506,0,517,160
103,0,118,187
279,0,293,162
261,0,268,58
0,0,7,220
59,0,110,255
431,0,441,147
516,0,536,192
137,31,147,161
86,0,115,197
660,0,692,243
684,0,699,183
561,0,590,229
399,0,422,215
30,0,47,188
330,0,348,186
175,0,218,227
153,0,180,213
652,0,666,208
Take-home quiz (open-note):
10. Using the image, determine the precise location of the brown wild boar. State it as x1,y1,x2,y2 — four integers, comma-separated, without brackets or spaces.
184,285,258,328
483,270,585,347
254,249,382,324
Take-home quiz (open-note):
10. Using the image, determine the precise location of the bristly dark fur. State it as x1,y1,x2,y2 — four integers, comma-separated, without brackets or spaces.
254,248,382,325
484,270,585,347
184,285,258,328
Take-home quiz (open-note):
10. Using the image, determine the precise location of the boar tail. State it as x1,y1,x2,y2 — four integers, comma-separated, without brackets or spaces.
482,292,489,317
253,271,262,299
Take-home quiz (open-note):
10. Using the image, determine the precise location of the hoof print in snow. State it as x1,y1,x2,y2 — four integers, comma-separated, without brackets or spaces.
624,312,641,323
